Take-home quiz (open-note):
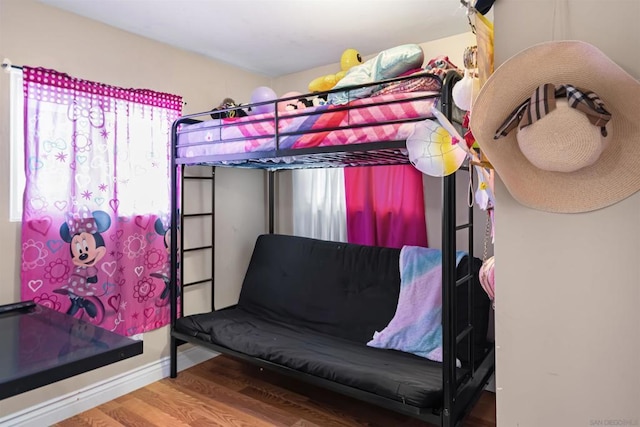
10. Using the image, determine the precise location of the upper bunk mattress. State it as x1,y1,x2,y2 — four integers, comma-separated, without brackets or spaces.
176,91,440,159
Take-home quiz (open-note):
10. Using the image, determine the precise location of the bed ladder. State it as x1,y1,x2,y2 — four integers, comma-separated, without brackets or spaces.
440,165,496,427
179,166,216,315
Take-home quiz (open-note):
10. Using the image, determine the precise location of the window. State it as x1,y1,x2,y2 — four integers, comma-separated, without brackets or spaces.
9,68,176,220
292,168,347,242
9,67,25,222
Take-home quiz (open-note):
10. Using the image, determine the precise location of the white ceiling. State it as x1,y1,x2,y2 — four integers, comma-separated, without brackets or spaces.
38,0,473,77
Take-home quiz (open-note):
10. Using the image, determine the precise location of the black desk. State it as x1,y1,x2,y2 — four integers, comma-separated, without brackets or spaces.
0,301,143,400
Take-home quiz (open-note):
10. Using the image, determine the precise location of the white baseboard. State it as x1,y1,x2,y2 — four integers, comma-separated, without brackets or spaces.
0,346,218,427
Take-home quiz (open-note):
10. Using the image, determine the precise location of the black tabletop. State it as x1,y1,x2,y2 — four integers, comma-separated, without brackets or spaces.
0,301,143,400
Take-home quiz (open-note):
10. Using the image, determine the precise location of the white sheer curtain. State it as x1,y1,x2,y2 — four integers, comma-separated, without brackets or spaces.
9,67,25,221
292,168,347,242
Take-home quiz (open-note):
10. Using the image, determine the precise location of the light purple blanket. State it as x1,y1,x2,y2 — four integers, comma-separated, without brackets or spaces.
367,245,465,364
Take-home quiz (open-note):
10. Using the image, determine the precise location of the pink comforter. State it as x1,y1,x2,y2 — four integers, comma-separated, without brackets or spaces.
176,91,440,159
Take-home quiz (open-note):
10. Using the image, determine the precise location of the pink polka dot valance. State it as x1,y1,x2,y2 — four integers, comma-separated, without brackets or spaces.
22,66,182,112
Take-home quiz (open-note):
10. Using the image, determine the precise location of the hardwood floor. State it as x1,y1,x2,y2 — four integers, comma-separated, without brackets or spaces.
55,355,496,427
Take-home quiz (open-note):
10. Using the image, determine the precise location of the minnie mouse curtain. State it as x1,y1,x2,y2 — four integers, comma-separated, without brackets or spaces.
20,67,182,336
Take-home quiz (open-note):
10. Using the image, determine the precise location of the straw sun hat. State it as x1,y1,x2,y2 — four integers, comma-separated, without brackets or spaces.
470,40,640,213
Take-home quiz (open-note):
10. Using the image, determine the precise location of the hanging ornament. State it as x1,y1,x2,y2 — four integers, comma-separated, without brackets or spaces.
452,68,480,112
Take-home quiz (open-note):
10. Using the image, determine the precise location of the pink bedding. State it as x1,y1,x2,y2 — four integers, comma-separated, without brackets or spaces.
176,91,440,160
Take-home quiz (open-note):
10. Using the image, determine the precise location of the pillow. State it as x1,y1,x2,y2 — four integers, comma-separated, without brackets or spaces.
328,44,425,105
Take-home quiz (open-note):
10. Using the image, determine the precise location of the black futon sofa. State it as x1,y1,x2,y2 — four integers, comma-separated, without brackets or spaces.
175,234,491,412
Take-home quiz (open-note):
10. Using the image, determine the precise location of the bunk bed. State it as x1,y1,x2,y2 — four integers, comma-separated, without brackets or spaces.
167,69,495,427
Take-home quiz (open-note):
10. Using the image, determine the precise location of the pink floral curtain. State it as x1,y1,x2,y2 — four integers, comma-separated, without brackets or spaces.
344,165,428,248
20,67,182,336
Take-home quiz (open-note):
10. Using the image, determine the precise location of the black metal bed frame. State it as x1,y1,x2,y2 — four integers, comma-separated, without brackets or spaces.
167,70,495,427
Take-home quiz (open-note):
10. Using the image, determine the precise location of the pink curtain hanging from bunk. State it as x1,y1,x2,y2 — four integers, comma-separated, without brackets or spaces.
344,165,428,249
20,66,182,336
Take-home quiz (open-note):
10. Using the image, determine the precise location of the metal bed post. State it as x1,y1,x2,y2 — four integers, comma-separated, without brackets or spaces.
269,105,278,236
440,70,470,427
441,172,457,427
268,170,275,234
169,120,180,379
211,167,216,311
440,71,458,427
180,168,185,319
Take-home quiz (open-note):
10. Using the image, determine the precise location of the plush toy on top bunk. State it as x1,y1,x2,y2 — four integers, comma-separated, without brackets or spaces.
307,48,363,92
249,86,278,115
209,97,249,119
277,92,328,113
210,86,283,119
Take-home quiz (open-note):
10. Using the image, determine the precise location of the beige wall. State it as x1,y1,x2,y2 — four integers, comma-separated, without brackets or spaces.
493,1,640,425
0,0,268,416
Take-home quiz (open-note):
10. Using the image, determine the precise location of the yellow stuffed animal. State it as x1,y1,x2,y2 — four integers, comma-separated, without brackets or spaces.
308,48,362,93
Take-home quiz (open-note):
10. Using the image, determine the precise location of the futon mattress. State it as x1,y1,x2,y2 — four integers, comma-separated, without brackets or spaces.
175,307,456,409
